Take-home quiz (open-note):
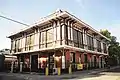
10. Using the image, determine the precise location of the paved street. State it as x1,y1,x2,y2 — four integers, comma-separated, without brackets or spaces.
0,66,120,80
71,67,120,80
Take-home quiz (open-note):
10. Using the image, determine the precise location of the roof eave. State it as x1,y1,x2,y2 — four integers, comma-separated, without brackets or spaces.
64,11,111,42
8,10,111,42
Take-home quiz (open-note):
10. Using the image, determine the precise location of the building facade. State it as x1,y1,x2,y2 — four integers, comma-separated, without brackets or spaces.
8,10,110,73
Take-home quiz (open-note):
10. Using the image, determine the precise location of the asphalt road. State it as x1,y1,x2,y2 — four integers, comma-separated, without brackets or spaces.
0,67,120,80
73,67,120,80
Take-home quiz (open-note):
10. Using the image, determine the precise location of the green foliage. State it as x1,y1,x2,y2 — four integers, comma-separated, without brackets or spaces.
100,29,120,66
100,29,111,39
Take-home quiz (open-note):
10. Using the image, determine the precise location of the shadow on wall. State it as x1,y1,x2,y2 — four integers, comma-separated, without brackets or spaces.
0,54,5,72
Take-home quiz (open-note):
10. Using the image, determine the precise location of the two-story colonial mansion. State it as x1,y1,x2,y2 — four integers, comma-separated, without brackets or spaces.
8,10,110,74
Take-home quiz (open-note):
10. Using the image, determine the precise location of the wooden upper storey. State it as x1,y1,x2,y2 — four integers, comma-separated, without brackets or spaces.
8,9,110,42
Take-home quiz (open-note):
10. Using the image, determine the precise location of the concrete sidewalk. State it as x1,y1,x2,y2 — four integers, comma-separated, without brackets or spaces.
0,66,119,80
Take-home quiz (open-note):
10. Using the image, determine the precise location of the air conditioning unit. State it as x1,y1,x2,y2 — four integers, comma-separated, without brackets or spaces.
53,68,58,75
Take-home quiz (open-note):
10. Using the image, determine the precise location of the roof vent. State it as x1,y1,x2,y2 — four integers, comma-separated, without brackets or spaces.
56,8,63,13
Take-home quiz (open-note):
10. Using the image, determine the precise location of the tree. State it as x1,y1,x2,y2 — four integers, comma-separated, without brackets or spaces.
100,29,120,66
100,29,111,39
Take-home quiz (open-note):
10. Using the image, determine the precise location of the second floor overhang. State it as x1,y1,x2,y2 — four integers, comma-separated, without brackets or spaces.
8,9,111,42
11,44,108,56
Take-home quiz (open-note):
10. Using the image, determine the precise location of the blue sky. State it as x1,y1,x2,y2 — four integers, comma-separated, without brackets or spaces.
0,0,120,49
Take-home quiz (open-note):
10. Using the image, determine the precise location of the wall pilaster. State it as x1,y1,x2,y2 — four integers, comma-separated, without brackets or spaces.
34,28,39,50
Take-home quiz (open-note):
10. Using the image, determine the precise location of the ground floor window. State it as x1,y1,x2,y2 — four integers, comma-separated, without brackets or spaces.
38,53,48,69
24,54,30,69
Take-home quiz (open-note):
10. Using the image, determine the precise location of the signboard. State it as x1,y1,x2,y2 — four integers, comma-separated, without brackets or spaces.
77,64,83,70
62,56,65,69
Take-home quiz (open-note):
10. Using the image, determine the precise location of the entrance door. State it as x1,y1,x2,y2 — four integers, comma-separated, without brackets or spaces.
84,54,88,69
48,53,54,74
94,56,97,68
100,57,103,68
70,52,75,71
31,55,38,72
